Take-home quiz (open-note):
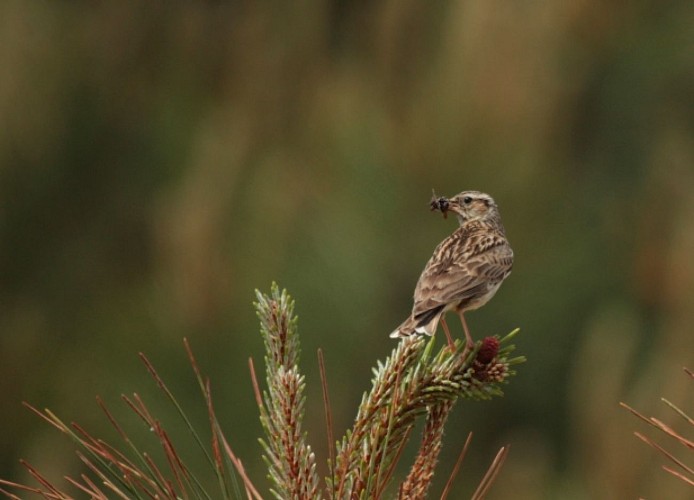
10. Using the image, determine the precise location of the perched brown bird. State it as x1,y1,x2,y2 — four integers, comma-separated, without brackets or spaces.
390,190,513,349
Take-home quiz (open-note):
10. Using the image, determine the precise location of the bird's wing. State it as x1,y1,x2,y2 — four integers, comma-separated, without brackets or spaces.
412,230,513,318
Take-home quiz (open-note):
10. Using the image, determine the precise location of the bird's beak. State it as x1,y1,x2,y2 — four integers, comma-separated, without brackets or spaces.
445,198,462,214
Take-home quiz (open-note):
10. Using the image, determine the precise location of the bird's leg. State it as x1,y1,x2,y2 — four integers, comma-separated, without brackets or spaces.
458,311,474,351
441,317,456,351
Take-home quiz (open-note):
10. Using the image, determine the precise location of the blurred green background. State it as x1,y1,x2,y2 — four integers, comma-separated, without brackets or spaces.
1,2,693,498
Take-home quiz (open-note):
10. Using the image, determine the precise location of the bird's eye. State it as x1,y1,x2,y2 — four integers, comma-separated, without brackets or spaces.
463,196,472,204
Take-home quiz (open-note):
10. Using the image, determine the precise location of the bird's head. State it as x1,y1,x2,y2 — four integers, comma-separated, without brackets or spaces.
446,191,500,225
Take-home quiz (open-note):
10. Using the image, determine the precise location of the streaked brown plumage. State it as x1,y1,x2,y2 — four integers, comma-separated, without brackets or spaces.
390,190,513,349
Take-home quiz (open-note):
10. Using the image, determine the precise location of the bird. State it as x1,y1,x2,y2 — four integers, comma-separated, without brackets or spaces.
390,190,514,351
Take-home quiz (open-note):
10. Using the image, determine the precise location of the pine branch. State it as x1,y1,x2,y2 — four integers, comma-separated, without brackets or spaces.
1,285,524,500
254,283,320,500
331,331,522,499
398,400,454,499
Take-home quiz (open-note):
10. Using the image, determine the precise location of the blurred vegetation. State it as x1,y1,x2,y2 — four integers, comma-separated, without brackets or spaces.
0,1,692,498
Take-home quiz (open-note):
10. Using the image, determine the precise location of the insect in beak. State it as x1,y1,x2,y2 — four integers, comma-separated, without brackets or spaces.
429,189,450,218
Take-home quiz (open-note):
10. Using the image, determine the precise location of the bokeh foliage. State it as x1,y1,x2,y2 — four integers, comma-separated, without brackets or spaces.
1,1,692,498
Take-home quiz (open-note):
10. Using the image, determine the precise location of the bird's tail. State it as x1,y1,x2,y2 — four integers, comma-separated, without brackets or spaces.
389,306,444,338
